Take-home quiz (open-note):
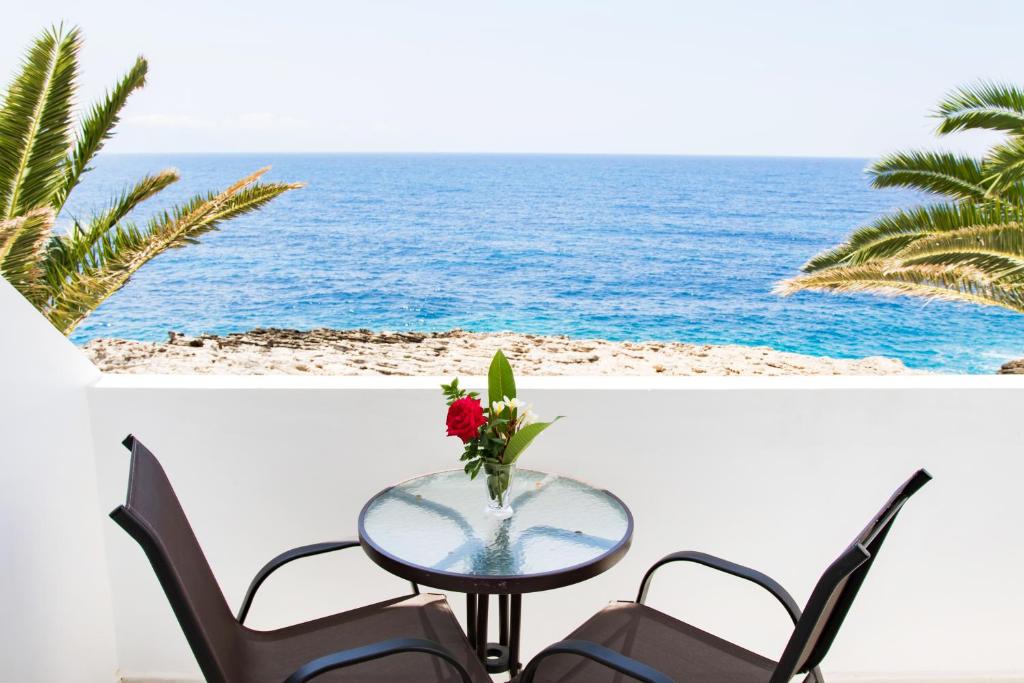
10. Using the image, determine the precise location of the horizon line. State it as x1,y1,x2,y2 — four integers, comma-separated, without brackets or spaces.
105,150,875,161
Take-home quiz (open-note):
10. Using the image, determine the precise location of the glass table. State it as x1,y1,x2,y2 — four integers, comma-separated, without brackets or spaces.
358,469,633,676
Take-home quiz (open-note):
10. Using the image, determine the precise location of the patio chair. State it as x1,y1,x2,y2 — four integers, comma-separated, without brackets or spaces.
110,435,489,683
517,469,932,683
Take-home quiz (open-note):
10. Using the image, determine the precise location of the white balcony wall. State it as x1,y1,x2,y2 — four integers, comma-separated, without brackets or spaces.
0,280,118,682
89,373,1024,683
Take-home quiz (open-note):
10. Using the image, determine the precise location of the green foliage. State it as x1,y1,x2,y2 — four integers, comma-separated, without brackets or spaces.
0,26,79,219
0,207,55,304
936,81,1024,136
440,377,478,405
0,25,302,333
484,461,513,505
487,349,516,407
868,151,991,202
54,55,147,210
504,417,562,464
779,81,1024,314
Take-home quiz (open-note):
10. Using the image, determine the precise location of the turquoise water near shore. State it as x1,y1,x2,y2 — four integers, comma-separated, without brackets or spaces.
66,154,1024,373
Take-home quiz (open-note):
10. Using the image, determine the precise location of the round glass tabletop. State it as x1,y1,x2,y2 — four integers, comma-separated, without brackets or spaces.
358,469,633,593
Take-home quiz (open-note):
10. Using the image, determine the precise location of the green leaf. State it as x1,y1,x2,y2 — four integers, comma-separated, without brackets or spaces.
504,417,561,464
0,207,54,304
43,169,303,334
0,26,80,219
936,81,1024,136
45,168,179,279
0,26,302,333
983,137,1024,193
52,56,148,210
487,349,516,407
796,203,1019,273
776,262,1024,313
868,151,992,202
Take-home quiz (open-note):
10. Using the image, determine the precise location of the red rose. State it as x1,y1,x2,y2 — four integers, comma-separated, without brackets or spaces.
446,396,487,443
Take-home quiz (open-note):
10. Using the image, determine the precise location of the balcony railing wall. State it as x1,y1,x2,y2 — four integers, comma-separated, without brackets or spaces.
90,373,1024,683
0,280,117,682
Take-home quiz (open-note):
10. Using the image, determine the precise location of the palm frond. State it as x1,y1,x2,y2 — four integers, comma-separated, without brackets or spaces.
936,81,1024,135
868,151,993,202
801,202,1018,272
0,26,79,219
895,223,1024,281
46,168,179,277
45,168,303,333
981,137,1024,194
776,262,1024,313
0,207,55,304
52,56,148,210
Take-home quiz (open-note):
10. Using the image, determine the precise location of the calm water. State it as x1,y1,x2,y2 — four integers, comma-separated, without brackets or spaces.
65,154,1024,373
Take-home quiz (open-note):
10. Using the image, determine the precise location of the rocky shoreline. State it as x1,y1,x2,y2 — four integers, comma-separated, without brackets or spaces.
82,328,918,376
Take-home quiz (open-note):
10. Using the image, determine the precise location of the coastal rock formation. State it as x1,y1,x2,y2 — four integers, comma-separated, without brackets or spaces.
82,328,916,376
998,358,1024,374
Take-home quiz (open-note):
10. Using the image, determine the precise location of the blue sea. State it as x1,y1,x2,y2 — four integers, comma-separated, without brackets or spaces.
65,154,1024,373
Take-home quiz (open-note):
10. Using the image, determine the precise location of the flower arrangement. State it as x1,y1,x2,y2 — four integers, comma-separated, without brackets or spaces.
442,350,560,517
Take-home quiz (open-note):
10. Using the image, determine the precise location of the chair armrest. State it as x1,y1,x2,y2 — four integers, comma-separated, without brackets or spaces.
637,550,802,624
238,541,361,624
636,551,823,683
519,639,675,683
283,637,477,683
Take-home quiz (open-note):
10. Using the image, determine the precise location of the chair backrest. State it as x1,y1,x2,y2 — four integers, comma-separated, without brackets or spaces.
110,436,242,683
770,469,932,683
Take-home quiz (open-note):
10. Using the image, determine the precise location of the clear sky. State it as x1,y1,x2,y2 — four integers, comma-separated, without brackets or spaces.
2,0,1022,157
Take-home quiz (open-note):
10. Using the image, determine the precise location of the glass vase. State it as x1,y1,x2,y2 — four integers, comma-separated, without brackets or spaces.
483,461,516,519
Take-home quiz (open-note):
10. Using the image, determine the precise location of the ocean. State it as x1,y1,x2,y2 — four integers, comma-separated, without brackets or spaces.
65,154,1024,373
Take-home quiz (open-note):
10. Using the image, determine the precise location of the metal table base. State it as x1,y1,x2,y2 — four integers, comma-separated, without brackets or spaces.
466,593,522,676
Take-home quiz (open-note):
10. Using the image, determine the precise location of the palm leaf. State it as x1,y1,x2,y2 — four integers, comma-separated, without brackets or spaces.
776,262,1024,313
801,202,1018,272
0,207,55,304
936,81,1024,135
981,137,1024,194
0,26,79,219
868,151,993,202
46,168,179,277
895,223,1024,281
52,56,148,210
45,168,303,333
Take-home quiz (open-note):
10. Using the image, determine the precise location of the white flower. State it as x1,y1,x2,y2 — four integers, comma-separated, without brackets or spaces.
519,408,539,427
507,397,529,412
492,400,505,414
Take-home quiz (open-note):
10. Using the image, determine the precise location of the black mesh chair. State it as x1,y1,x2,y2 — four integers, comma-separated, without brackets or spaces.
110,436,490,683
518,469,932,683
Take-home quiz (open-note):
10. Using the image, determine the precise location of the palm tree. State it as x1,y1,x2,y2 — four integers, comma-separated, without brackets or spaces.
777,82,1024,313
0,26,302,334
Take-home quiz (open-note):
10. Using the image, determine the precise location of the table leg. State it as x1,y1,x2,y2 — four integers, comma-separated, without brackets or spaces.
466,593,478,649
464,593,518,676
475,594,489,661
508,594,522,676
499,594,509,645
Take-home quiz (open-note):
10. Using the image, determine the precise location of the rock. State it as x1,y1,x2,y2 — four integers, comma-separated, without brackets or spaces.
79,329,920,377
998,358,1024,374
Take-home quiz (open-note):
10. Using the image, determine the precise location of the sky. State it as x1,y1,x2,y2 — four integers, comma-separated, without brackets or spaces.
1,0,1022,157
